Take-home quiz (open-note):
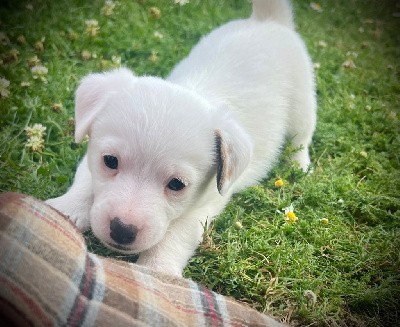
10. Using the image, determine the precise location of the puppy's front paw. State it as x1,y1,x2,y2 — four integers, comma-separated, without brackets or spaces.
70,215,90,231
136,254,183,277
46,197,90,231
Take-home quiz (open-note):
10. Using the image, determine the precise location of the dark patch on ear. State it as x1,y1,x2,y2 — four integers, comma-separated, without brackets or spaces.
215,130,224,194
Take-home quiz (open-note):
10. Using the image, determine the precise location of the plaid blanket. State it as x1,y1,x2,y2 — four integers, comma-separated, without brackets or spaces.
0,192,286,327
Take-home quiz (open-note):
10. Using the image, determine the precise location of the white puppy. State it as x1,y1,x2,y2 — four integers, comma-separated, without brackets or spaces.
47,0,316,276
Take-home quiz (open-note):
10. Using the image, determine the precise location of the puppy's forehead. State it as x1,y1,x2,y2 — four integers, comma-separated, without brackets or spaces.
92,77,216,162
97,77,213,135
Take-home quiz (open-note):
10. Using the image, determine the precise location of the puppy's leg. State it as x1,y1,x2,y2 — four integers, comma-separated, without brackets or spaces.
46,156,92,230
289,121,315,171
136,211,206,276
288,78,317,172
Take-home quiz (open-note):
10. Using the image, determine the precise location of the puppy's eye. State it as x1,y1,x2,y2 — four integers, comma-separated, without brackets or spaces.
167,178,186,191
103,155,118,170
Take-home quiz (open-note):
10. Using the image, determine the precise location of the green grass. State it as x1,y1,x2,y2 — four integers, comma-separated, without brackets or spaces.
1,0,399,326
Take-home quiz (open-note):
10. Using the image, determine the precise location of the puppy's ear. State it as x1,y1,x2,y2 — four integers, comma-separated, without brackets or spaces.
215,120,253,196
74,68,136,143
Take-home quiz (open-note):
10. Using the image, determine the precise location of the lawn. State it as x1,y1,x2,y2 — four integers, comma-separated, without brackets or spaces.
1,0,399,326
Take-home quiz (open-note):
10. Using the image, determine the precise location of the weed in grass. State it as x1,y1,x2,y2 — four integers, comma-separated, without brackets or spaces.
1,1,399,326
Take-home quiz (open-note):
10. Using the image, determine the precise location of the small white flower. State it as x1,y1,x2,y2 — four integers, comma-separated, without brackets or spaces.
101,0,117,16
25,123,46,138
346,51,358,58
35,40,44,52
342,59,356,69
304,290,317,306
234,221,243,229
81,50,92,60
174,0,190,5
25,135,45,152
310,2,322,13
27,55,41,67
148,51,159,63
85,19,100,37
31,65,48,82
111,55,121,66
17,35,27,44
25,123,46,152
0,32,10,45
8,48,20,61
154,31,164,39
0,77,10,98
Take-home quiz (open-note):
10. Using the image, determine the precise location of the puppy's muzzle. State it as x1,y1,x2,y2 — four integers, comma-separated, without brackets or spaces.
110,217,138,245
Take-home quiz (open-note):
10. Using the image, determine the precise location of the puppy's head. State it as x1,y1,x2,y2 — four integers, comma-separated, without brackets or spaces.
75,68,252,253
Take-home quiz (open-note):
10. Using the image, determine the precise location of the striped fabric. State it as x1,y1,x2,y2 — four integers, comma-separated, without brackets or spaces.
0,193,286,327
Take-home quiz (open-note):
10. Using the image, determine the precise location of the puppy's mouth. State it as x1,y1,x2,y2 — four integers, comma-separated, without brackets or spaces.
106,242,137,253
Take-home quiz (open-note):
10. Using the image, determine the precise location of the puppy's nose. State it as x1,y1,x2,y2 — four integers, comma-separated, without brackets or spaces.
110,217,137,245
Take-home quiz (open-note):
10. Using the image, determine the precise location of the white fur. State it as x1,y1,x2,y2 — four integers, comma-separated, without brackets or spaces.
46,0,316,276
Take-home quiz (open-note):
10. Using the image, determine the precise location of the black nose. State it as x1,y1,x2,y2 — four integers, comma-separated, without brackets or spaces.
110,217,137,245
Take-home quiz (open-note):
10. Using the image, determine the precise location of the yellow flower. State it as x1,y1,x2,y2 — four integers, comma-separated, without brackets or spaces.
283,204,298,224
285,211,297,223
274,178,284,188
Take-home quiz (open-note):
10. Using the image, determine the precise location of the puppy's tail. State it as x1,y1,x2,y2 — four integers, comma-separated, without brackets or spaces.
251,0,294,29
